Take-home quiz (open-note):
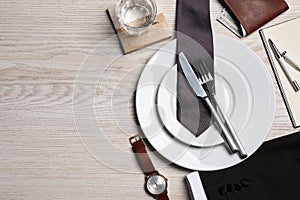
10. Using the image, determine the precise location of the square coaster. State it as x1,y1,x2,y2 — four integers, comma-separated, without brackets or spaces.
107,4,172,54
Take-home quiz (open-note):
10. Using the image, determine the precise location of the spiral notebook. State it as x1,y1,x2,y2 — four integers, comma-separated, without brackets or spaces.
260,17,300,128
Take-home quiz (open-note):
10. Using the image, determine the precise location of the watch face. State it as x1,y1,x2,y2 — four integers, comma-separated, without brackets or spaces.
146,174,167,195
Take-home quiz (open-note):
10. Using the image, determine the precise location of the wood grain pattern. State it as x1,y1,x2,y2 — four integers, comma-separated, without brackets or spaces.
0,0,299,199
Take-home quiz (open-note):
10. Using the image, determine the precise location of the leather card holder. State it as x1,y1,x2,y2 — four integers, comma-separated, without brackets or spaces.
221,0,289,35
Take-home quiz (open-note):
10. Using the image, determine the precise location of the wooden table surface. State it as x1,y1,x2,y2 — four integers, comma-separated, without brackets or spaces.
1,0,300,199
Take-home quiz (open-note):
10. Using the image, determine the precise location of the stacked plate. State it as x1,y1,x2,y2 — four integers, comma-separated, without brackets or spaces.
135,34,276,171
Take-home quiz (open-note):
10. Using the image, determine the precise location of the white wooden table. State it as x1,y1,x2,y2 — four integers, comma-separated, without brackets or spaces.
0,0,299,199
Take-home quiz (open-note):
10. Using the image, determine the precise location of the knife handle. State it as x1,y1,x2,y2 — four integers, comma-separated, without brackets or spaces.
212,95,247,158
204,97,238,154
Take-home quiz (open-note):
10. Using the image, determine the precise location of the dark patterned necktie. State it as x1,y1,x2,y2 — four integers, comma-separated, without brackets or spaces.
176,0,214,137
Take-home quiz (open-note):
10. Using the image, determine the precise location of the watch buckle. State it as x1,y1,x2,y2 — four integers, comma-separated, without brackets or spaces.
129,134,141,145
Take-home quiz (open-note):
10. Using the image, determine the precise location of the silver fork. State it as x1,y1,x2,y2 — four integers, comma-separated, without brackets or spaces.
196,62,248,158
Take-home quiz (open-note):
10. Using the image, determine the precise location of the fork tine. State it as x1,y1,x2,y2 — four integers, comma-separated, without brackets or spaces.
201,60,213,82
195,60,209,83
193,58,214,83
204,72,209,82
197,61,207,81
208,72,213,81
205,68,213,81
189,65,201,83
192,64,204,83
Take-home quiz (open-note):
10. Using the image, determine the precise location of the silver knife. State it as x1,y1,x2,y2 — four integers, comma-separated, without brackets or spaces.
179,52,239,154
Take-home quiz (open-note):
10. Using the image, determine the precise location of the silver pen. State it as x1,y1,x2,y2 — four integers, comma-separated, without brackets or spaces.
282,51,300,71
269,39,300,92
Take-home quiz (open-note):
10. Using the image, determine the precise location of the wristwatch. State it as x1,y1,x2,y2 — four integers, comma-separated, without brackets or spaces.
129,135,169,200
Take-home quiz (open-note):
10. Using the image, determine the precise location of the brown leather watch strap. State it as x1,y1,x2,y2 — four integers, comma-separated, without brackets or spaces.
157,192,170,200
129,135,157,176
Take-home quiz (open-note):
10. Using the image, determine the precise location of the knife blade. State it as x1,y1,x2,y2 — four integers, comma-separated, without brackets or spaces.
178,52,207,98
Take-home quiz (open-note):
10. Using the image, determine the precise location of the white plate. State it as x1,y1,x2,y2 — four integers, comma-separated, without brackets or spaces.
135,34,276,171
157,58,252,147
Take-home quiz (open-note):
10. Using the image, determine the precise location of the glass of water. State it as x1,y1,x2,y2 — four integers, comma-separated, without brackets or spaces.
116,0,157,36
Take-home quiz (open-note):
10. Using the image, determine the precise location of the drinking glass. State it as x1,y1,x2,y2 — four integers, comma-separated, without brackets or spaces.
116,0,157,36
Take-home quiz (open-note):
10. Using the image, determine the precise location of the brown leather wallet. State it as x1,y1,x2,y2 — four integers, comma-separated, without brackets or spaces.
222,0,289,35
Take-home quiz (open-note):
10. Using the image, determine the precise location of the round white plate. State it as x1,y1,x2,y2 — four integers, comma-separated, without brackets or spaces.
157,58,252,147
135,34,276,171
